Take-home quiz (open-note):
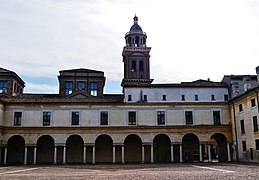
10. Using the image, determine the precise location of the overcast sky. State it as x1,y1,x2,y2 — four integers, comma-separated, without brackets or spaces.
1,0,259,94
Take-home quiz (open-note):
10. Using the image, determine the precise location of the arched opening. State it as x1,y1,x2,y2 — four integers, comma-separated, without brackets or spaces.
36,135,54,164
153,134,171,162
124,134,142,163
182,133,199,162
139,61,144,72
135,36,140,47
7,135,25,165
132,60,136,72
66,135,84,164
128,37,132,46
95,134,113,163
210,133,228,162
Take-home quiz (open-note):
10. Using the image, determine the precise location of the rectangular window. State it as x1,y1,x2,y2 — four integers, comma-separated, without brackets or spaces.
128,111,136,125
77,81,86,91
157,111,165,125
224,94,229,101
256,140,259,150
240,120,245,133
162,95,167,101
14,112,22,126
181,95,185,101
239,104,243,112
213,111,221,125
251,98,256,107
0,80,7,93
71,111,79,125
253,116,258,132
211,94,215,101
195,94,199,101
143,95,147,101
65,81,73,95
90,82,98,96
43,111,51,126
242,141,247,152
128,95,132,101
100,111,108,125
185,111,193,125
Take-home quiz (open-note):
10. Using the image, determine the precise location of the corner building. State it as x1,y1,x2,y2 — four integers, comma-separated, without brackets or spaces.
0,16,238,165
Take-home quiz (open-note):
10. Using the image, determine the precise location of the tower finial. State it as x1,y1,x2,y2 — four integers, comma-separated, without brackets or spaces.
133,14,138,24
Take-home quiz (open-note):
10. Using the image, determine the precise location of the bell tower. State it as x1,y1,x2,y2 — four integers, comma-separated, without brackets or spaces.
121,16,153,87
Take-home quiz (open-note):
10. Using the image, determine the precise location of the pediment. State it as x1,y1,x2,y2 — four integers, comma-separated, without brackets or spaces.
66,92,95,99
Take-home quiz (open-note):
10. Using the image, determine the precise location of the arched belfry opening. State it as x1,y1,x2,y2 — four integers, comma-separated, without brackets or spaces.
121,15,153,87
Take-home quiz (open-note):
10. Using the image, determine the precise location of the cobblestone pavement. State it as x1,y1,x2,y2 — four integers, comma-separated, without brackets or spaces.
0,163,258,180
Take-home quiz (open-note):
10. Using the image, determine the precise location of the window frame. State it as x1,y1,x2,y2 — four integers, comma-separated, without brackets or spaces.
77,81,86,91
253,116,258,132
242,141,247,152
100,111,109,125
65,81,73,95
0,80,7,93
185,111,193,125
213,110,221,125
256,139,259,150
71,111,80,126
181,95,185,101
43,111,51,126
157,111,166,125
128,111,137,125
239,104,243,112
90,82,98,96
195,94,199,101
211,94,215,101
13,111,22,126
251,98,256,107
240,119,245,134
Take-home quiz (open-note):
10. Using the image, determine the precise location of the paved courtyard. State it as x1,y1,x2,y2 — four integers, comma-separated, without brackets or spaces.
0,163,258,180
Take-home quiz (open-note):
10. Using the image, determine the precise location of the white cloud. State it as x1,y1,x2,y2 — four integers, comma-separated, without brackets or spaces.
0,0,259,93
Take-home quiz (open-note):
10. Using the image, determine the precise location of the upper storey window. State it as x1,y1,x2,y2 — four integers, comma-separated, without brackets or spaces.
139,61,144,72
77,81,86,91
132,61,136,72
14,112,22,126
65,81,73,95
90,82,98,96
0,80,7,93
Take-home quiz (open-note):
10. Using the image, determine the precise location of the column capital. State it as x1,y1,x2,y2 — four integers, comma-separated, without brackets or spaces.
55,143,66,147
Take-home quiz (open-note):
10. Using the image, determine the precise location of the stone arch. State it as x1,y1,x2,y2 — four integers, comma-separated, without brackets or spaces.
124,134,142,163
36,135,54,164
7,135,25,165
153,134,171,162
66,135,84,164
210,133,228,162
182,133,200,162
95,134,113,163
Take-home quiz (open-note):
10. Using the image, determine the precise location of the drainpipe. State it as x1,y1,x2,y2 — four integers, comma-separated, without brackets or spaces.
231,101,239,162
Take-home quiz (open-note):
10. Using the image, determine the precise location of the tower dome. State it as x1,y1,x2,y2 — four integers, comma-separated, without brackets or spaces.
125,15,147,48
130,15,143,32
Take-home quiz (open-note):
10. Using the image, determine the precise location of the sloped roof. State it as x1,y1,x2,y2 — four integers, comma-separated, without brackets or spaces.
59,68,104,74
123,79,227,88
0,93,124,104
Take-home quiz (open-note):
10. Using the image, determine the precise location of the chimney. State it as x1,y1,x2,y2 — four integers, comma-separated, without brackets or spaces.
243,75,251,92
256,66,259,85
231,82,239,97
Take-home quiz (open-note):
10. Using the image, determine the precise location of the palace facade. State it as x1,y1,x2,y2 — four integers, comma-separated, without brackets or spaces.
0,16,258,165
